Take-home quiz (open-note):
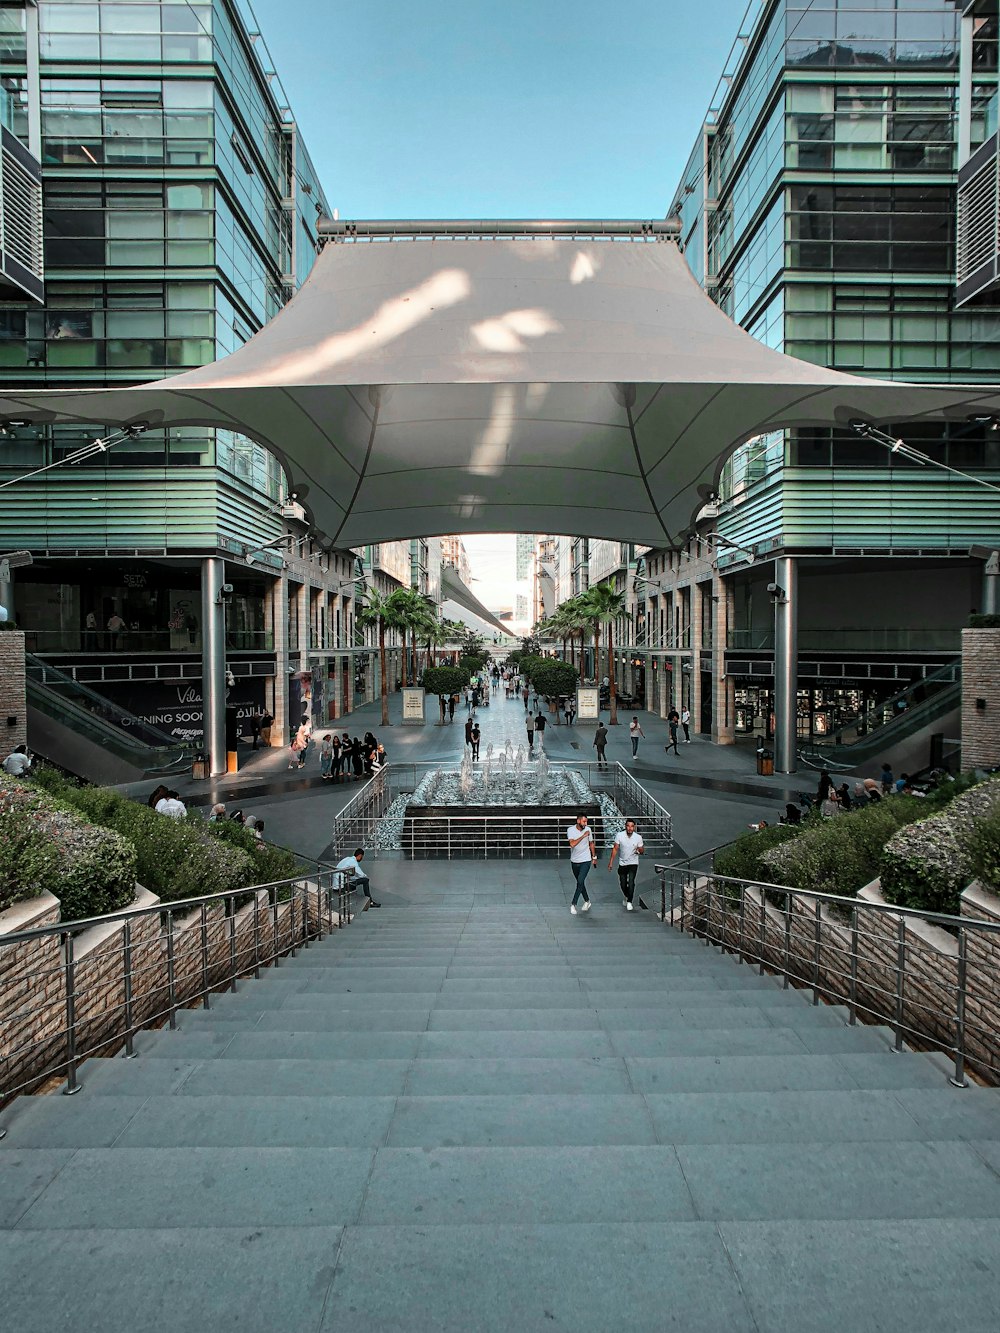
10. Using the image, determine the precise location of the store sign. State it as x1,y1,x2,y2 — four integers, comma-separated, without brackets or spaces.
401,686,425,725
97,679,265,743
577,686,600,720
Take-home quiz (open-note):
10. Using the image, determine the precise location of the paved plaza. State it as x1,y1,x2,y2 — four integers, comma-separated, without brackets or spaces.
2,870,1000,1331
137,690,819,867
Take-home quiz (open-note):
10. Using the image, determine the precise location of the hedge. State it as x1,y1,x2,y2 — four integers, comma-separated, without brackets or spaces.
968,614,1000,629
880,776,1000,915
970,807,1000,894
713,824,802,886
30,772,260,904
759,799,926,902
0,776,136,921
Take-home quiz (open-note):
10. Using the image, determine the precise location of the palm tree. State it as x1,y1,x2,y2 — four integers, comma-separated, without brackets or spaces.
385,587,424,687
582,581,627,724
356,588,398,727
558,597,590,683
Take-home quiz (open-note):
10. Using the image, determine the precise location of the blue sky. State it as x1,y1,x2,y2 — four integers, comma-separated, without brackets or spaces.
251,0,752,219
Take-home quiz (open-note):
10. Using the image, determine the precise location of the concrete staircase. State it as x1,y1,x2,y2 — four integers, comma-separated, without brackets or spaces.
3,901,1000,1331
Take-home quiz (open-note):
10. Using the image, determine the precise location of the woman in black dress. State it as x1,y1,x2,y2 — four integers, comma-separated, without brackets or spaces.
351,737,364,778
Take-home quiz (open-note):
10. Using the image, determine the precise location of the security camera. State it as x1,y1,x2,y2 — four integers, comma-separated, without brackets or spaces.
766,582,778,595
221,583,234,594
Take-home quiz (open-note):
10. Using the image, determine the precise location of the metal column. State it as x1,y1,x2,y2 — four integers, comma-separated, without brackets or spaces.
201,557,227,776
773,556,798,775
983,550,999,616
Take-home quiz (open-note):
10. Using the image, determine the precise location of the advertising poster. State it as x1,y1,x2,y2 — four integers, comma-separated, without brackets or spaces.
577,686,600,721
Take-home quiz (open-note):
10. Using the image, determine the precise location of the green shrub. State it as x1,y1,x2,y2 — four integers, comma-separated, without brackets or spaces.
881,776,1000,915
713,824,802,886
760,800,922,901
969,614,1000,629
458,654,485,676
530,660,578,701
0,776,136,921
206,820,300,886
0,811,59,912
969,807,1000,893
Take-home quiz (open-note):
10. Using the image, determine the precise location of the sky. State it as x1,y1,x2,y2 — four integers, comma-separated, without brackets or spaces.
248,0,753,598
251,0,752,219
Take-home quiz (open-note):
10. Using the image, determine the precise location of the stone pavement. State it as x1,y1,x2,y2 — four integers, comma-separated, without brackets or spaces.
2,864,1000,1331
124,691,812,863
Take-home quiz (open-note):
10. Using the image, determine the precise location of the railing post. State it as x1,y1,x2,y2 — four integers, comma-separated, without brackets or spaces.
121,917,137,1059
288,885,298,957
301,880,310,949
253,893,262,978
950,929,970,1088
706,878,713,946
737,885,746,965
271,888,280,966
811,900,822,1005
848,905,859,1025
200,903,211,1008
893,916,906,1051
659,867,665,921
62,931,81,1095
783,891,791,990
228,898,238,992
679,872,686,935
758,889,767,974
165,909,178,1030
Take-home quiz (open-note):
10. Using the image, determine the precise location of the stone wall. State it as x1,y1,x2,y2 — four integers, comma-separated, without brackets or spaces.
685,873,1000,1083
0,879,331,1102
962,627,1000,769
0,629,27,755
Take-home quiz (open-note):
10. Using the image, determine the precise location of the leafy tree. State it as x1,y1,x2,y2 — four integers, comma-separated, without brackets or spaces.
459,654,485,677
422,665,470,723
530,659,579,704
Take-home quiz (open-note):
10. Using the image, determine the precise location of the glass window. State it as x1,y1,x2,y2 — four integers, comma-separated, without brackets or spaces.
41,5,100,33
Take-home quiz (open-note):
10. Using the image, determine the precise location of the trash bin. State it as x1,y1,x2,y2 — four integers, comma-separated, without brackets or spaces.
192,751,209,780
756,748,774,777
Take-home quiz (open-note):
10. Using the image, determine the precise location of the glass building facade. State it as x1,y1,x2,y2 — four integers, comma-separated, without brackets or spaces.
0,0,329,512
643,0,1000,744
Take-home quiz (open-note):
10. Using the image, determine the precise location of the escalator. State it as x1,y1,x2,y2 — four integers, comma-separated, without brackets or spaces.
798,659,961,772
25,655,192,784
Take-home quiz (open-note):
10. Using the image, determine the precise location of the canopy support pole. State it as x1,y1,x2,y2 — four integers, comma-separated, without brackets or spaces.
201,557,227,777
773,556,798,775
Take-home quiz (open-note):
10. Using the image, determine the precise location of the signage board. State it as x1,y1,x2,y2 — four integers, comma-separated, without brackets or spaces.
576,686,600,721
401,686,425,725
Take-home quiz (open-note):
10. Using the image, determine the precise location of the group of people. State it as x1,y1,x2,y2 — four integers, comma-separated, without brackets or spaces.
288,724,387,781
774,762,925,827
566,813,647,915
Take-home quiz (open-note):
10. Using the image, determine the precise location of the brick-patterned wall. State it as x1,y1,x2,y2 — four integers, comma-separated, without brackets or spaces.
0,630,27,755
0,880,331,1101
962,628,1000,769
685,874,1000,1084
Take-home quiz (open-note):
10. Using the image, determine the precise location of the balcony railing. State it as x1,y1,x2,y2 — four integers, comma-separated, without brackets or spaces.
727,628,961,653
23,629,274,654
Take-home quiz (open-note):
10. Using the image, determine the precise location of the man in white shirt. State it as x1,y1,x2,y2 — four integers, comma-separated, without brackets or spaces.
629,716,645,760
566,814,596,915
2,745,31,777
681,707,691,743
155,791,187,818
336,847,380,910
608,818,645,910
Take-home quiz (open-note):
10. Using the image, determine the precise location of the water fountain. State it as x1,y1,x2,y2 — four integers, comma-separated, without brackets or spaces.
401,747,602,858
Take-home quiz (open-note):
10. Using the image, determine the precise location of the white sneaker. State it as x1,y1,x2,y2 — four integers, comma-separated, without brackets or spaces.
581,900,591,912
626,902,634,911
570,905,577,915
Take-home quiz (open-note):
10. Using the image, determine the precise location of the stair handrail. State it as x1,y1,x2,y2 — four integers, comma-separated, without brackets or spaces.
654,862,1000,1090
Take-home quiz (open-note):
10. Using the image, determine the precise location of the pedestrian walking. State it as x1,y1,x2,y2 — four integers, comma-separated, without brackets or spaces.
319,733,334,780
534,710,546,747
526,712,535,751
566,813,596,914
464,716,474,748
629,716,645,760
608,818,645,910
681,707,691,743
471,723,481,760
593,721,608,769
448,693,457,723
288,722,309,769
522,684,530,711
336,847,380,910
665,708,680,756
250,709,263,750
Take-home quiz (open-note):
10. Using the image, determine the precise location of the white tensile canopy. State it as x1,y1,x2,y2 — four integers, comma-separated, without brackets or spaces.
3,221,999,548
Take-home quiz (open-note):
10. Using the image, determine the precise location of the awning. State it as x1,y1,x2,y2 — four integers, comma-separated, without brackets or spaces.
2,224,999,548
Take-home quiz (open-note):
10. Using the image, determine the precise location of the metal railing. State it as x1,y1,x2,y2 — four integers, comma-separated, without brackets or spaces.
0,869,357,1112
23,629,274,654
331,761,673,860
653,863,1000,1088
